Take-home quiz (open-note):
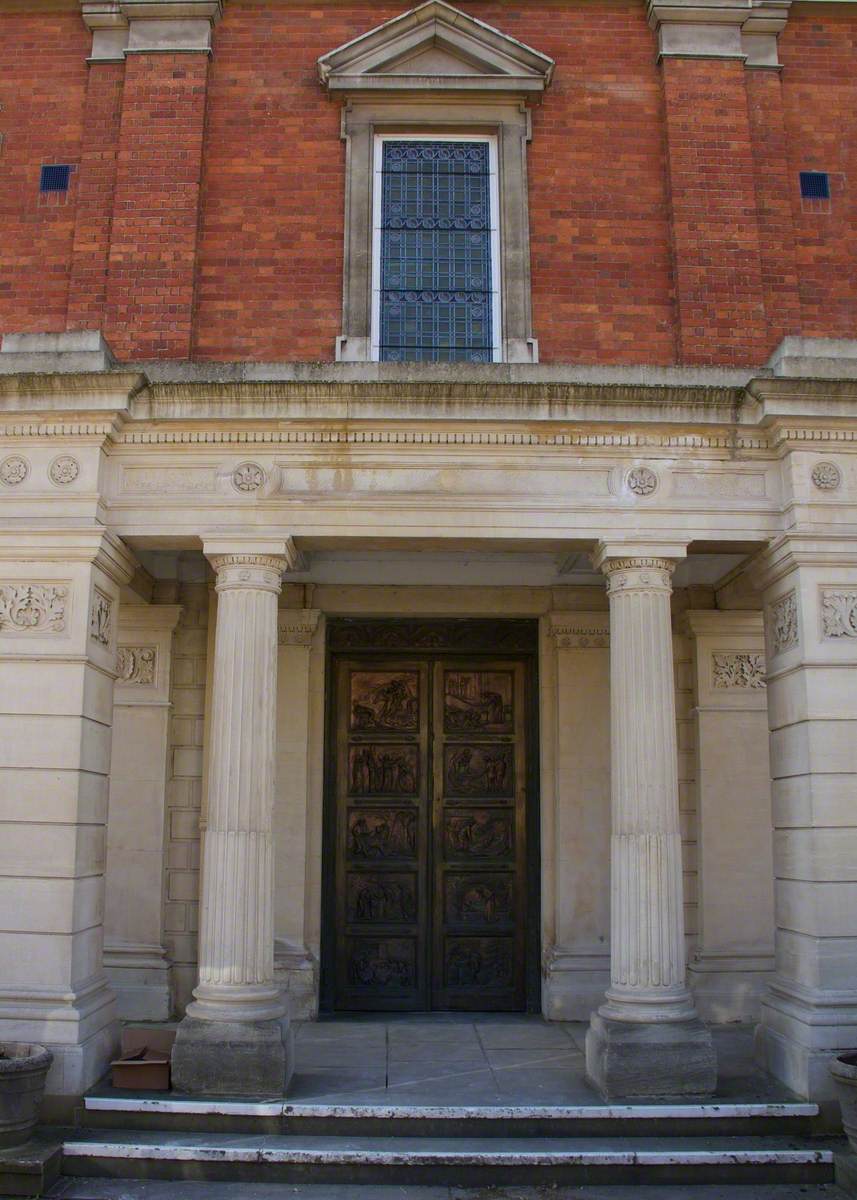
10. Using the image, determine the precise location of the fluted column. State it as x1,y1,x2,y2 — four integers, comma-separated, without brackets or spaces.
172,547,293,1097
586,548,716,1099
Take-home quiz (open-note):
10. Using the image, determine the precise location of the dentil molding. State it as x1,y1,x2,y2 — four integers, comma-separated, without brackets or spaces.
277,609,321,647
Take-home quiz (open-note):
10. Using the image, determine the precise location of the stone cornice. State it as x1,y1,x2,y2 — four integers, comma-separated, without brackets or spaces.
647,0,792,66
80,0,222,59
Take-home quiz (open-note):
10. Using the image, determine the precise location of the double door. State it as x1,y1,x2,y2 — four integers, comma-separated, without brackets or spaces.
330,656,529,1011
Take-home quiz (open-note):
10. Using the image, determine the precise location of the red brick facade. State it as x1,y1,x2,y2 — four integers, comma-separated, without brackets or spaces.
0,1,854,366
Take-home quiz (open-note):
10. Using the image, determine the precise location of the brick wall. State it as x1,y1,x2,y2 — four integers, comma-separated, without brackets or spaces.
0,11,88,334
0,2,854,366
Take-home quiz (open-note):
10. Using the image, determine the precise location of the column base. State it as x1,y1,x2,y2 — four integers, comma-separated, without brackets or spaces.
170,1016,294,1098
585,1012,717,1100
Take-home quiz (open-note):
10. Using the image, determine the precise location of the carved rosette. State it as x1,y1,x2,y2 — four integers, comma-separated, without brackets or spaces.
602,557,675,596
277,609,321,646
711,651,766,689
625,466,659,497
210,554,284,594
0,455,29,486
117,645,157,685
821,589,857,640
0,584,68,634
769,591,798,655
49,455,80,486
811,462,841,491
231,462,266,493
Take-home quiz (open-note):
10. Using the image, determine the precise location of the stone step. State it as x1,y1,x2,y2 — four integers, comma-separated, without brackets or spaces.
61,1131,838,1187
81,1094,820,1139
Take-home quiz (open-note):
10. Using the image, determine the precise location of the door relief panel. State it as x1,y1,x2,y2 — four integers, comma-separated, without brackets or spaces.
331,651,529,1012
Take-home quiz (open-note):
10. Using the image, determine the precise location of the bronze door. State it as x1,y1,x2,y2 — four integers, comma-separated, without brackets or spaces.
331,656,527,1012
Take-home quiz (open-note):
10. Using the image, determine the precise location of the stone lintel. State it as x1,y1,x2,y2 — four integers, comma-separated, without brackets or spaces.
685,609,764,638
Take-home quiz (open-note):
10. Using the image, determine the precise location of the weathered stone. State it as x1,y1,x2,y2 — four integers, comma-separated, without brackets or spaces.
585,1014,717,1100
170,1017,292,1098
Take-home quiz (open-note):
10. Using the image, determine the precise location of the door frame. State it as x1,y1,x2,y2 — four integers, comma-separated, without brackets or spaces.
320,617,542,1014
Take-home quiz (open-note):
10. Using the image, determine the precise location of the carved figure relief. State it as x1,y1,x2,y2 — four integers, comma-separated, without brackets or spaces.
48,455,80,486
445,937,513,988
444,810,513,860
347,874,417,923
444,670,513,732
117,645,157,685
811,462,841,491
348,744,418,796
821,589,857,639
770,591,798,655
347,808,417,860
711,652,766,689
445,744,513,797
347,938,415,988
0,455,29,486
89,589,113,647
445,874,513,927
0,584,67,634
350,671,418,731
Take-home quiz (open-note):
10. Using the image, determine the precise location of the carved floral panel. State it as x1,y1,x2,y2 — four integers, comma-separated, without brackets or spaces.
444,743,514,798
348,743,419,796
822,590,857,640
0,584,68,634
89,588,113,647
347,808,417,861
711,652,766,690
117,645,157,685
444,670,513,733
349,671,418,732
769,591,798,655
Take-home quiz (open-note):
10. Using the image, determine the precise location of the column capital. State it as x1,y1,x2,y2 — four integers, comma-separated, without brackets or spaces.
591,540,688,576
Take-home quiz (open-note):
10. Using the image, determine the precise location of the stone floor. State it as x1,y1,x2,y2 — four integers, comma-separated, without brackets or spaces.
46,1182,849,1198
280,1016,796,1106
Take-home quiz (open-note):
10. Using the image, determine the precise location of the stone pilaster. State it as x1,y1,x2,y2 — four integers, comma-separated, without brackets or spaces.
585,547,716,1098
171,543,294,1097
753,534,857,1105
104,602,182,1021
0,528,137,1106
685,610,775,1021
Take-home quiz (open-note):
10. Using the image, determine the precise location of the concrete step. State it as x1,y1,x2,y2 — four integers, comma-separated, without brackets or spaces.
60,1130,838,1187
81,1093,821,1138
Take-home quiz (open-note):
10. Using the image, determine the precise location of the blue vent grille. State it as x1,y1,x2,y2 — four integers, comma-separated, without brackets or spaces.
799,171,830,200
40,164,71,193
378,141,495,363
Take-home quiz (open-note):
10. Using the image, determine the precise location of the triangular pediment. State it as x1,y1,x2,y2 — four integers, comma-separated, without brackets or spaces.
318,1,554,96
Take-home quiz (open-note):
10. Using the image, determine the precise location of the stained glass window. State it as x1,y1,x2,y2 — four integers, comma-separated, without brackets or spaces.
376,140,497,363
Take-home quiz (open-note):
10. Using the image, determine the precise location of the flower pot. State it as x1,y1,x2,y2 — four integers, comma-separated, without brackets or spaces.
831,1051,857,1153
0,1043,53,1149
